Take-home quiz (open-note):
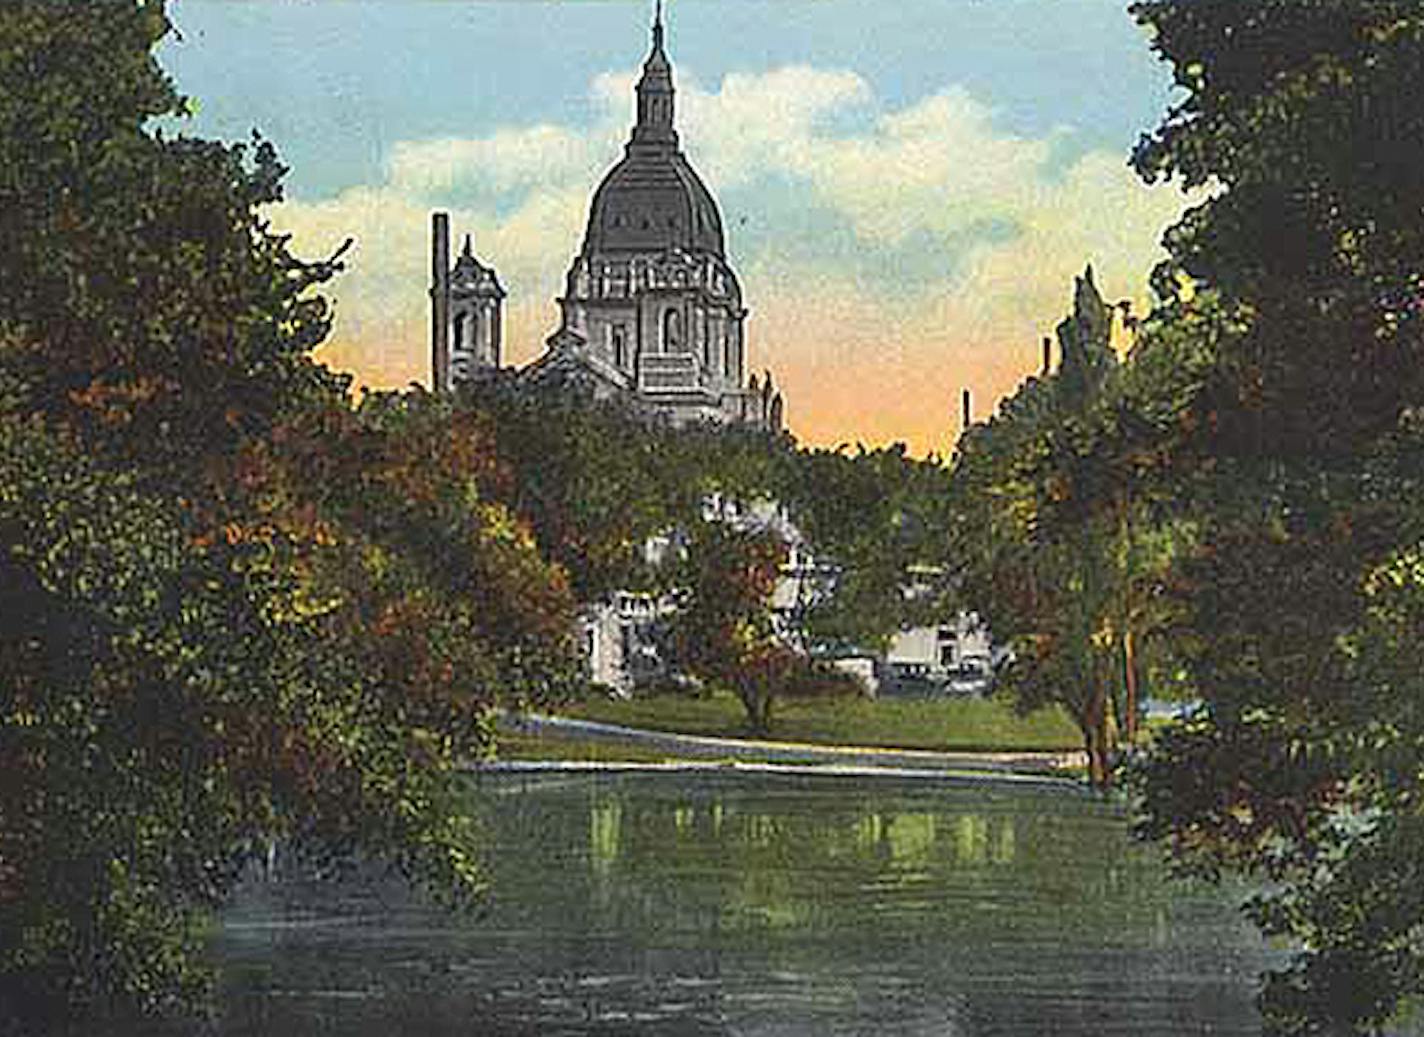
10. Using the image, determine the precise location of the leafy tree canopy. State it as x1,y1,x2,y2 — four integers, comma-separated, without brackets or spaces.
1119,2,1424,1032
950,268,1191,787
459,373,956,657
0,2,581,1027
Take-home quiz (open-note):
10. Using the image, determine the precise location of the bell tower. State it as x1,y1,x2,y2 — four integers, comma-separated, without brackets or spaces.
430,216,506,389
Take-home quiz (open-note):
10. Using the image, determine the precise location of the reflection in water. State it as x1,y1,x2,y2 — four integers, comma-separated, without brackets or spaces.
199,772,1292,1036
589,798,621,877
952,812,986,865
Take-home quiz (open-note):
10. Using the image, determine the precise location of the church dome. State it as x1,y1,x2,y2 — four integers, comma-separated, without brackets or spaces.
580,7,726,258
583,151,726,257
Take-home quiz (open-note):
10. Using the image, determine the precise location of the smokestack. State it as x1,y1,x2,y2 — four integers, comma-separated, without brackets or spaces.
431,212,451,393
1042,335,1052,376
961,388,972,430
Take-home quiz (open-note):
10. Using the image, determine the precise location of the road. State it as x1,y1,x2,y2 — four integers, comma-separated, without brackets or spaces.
494,710,1086,780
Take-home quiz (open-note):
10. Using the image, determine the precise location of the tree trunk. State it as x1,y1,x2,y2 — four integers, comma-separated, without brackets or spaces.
1081,722,1107,789
740,687,773,737
1082,683,1113,790
1095,690,1113,790
1123,627,1139,745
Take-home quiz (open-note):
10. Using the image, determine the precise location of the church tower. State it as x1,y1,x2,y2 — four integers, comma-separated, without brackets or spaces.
430,215,505,391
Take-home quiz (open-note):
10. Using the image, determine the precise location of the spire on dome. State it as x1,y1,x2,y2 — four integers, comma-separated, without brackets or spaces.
633,0,676,145
643,0,670,75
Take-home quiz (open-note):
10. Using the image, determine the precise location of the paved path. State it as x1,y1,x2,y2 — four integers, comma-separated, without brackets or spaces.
496,711,1086,778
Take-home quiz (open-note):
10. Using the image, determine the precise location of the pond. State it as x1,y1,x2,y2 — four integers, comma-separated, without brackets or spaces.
213,769,1278,1036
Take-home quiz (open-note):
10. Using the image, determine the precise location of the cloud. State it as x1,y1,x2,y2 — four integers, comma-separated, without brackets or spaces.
387,125,608,197
270,62,1193,453
672,66,874,187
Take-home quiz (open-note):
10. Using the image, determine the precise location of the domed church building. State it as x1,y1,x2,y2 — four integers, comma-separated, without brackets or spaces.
429,2,785,431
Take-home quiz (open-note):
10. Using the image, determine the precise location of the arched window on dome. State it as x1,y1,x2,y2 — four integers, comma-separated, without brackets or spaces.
663,309,682,353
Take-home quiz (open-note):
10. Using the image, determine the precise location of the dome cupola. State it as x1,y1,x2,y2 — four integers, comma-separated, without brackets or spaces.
633,1,676,146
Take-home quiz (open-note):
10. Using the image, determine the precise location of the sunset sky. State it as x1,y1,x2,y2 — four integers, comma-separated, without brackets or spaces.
161,0,1194,456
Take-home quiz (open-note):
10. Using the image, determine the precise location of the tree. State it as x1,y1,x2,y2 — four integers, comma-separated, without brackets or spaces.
950,269,1187,788
460,374,957,669
0,3,583,1027
1123,2,1424,1032
0,1,347,476
664,522,793,734
458,374,709,602
780,444,955,656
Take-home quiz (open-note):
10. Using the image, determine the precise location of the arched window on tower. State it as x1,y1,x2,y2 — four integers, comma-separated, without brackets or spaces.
472,309,486,360
453,313,468,350
663,309,682,352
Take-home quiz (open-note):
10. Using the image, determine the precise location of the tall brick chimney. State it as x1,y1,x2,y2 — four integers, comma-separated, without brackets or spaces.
431,212,451,392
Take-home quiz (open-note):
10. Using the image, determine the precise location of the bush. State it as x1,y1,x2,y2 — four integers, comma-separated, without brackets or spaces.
779,658,868,700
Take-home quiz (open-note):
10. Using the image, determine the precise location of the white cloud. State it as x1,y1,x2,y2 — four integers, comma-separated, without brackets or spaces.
387,125,609,197
674,66,873,186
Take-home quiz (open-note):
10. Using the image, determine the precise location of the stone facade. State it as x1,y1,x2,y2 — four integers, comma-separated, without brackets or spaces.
429,5,784,431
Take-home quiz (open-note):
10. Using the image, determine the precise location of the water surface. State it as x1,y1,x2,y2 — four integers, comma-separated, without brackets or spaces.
215,770,1276,1035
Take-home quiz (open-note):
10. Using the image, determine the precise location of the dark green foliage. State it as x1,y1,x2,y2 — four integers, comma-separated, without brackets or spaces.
1116,2,1424,1032
0,2,582,1027
780,659,867,701
0,0,347,473
780,443,955,654
450,375,950,732
662,521,793,734
461,373,954,658
455,372,713,600
1131,0,1424,458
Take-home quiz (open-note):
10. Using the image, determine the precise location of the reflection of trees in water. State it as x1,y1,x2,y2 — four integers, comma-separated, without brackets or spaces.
587,791,1038,873
568,781,1163,946
504,776,1230,970
590,797,621,877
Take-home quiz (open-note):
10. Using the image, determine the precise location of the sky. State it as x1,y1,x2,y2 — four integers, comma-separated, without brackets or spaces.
159,0,1193,456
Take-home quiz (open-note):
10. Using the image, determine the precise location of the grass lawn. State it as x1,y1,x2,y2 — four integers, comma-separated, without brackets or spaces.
561,691,1082,753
